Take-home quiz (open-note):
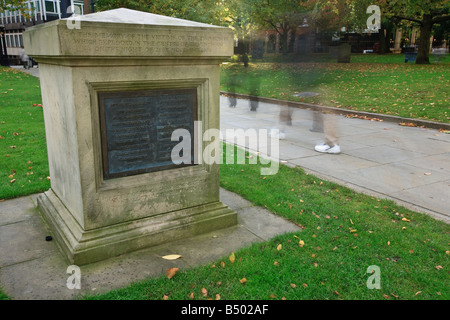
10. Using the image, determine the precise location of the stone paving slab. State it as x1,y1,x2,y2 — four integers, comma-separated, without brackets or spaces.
344,145,426,164
290,153,380,174
390,180,450,221
403,153,450,174
334,162,450,194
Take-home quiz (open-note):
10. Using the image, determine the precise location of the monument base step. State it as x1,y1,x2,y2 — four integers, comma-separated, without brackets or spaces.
37,189,237,265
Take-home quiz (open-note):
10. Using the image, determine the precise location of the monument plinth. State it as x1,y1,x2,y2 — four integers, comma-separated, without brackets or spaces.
24,8,237,265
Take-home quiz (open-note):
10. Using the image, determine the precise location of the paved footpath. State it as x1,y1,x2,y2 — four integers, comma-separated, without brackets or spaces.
220,95,450,223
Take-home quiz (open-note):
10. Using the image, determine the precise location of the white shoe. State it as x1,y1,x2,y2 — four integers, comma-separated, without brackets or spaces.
269,130,286,140
314,143,341,154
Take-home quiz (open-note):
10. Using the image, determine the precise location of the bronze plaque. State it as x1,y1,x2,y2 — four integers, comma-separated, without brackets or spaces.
98,88,197,179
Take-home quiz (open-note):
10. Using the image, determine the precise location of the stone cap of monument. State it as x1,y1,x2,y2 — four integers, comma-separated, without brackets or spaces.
76,7,223,28
24,8,234,59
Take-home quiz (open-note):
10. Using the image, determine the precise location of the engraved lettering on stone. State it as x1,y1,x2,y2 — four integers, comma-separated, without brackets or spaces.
69,30,227,56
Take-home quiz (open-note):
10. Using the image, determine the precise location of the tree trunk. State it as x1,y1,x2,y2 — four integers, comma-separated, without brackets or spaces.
416,14,433,64
83,0,92,14
378,28,387,54
280,30,289,55
379,24,393,54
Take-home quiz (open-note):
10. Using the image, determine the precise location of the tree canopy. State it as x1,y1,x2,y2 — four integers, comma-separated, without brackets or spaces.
95,0,225,25
380,0,450,63
304,0,450,63
2,0,449,64
0,0,28,12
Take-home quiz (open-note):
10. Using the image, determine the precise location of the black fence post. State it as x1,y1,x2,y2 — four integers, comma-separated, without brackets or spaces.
0,25,10,67
60,0,73,18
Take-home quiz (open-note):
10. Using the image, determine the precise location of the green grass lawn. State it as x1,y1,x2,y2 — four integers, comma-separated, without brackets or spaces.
86,146,449,300
221,54,450,123
0,287,10,300
0,67,50,201
252,52,450,64
0,63,449,300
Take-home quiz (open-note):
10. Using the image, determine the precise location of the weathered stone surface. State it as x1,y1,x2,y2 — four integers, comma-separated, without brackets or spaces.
337,43,351,63
24,8,233,59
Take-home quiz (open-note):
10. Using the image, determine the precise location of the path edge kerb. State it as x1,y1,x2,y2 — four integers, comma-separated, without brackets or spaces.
221,91,450,131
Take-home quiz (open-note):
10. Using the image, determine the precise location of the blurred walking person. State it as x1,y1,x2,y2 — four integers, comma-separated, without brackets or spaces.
314,112,341,154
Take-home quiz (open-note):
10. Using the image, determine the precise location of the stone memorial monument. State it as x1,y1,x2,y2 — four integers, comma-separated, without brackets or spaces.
337,43,351,63
23,8,237,265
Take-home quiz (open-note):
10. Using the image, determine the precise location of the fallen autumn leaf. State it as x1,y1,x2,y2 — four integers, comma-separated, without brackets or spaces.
166,267,179,279
162,254,182,260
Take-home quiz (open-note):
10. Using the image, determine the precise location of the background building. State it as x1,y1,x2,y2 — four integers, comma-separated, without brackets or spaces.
0,0,86,64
